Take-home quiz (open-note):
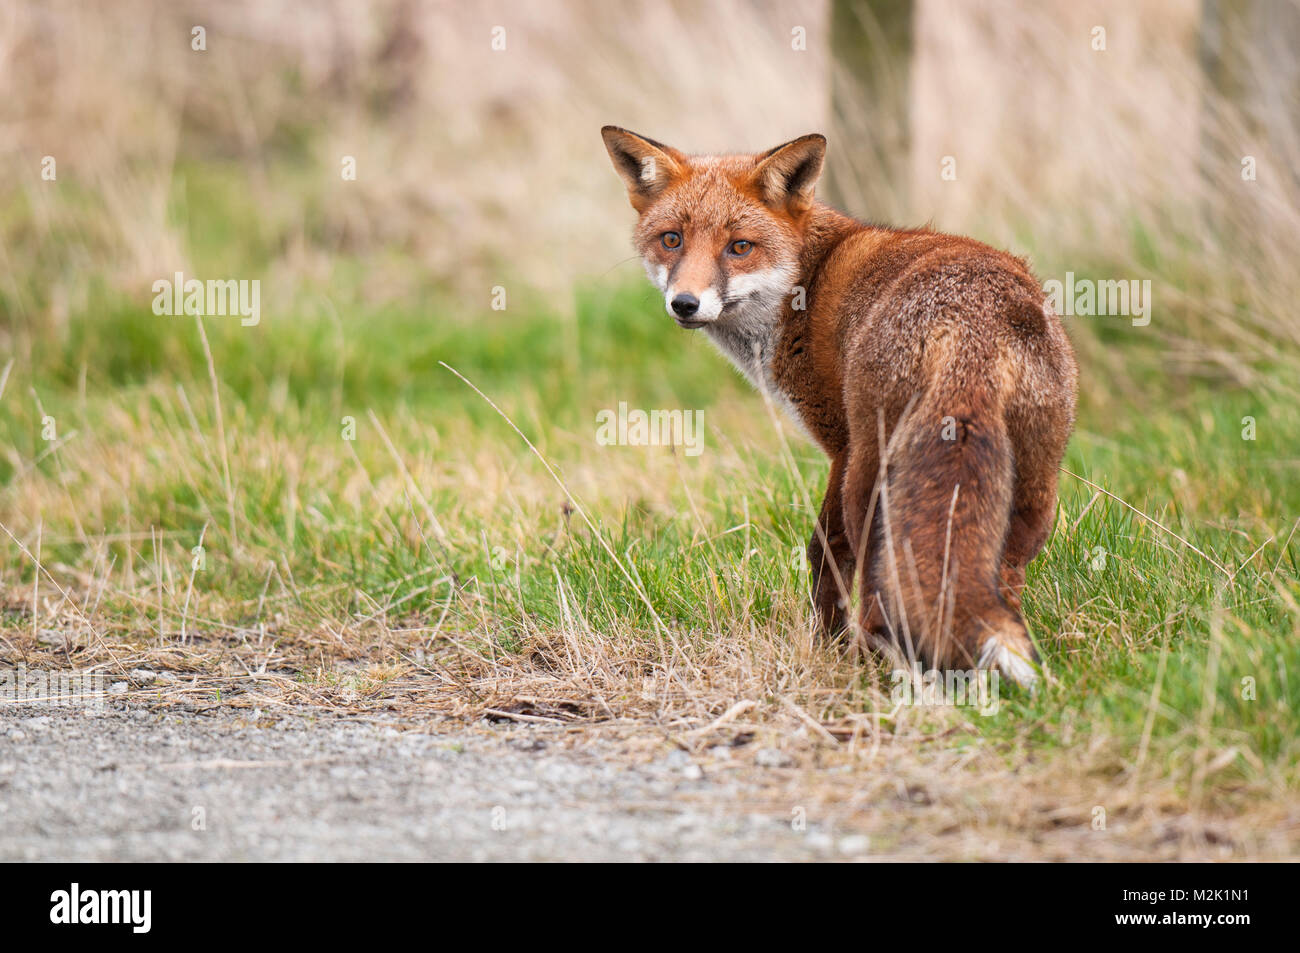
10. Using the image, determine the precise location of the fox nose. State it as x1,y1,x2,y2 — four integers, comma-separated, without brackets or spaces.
671,293,700,318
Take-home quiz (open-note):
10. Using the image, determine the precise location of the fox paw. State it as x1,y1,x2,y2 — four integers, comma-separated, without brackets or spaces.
977,627,1039,691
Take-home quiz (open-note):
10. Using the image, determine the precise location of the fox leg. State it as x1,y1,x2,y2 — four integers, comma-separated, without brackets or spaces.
808,452,855,638
840,437,891,653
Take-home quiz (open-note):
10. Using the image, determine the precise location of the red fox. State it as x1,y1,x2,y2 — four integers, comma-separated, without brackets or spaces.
602,127,1078,688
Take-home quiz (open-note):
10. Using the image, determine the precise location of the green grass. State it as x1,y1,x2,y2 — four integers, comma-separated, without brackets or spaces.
2,160,1298,840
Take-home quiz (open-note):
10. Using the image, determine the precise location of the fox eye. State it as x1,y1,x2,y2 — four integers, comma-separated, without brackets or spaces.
661,231,682,249
729,240,753,256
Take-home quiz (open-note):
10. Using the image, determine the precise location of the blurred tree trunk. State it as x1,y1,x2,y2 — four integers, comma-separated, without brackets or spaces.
1198,0,1300,229
824,0,914,222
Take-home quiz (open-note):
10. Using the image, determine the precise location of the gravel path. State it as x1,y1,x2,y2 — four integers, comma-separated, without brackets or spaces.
0,703,861,862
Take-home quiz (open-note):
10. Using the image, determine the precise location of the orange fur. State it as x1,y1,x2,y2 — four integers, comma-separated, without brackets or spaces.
603,127,1078,684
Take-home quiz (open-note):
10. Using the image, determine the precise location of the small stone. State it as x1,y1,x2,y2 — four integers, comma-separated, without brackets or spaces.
754,748,793,769
37,628,80,648
838,835,871,855
663,748,691,767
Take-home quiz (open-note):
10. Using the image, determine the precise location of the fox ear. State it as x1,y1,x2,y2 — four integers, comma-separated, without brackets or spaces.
602,126,684,212
752,134,826,214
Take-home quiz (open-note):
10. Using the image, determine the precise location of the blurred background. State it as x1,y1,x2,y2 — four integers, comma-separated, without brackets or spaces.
0,0,1298,662
3,0,1297,370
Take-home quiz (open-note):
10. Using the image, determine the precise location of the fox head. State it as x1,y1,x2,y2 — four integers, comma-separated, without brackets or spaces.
601,126,826,330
